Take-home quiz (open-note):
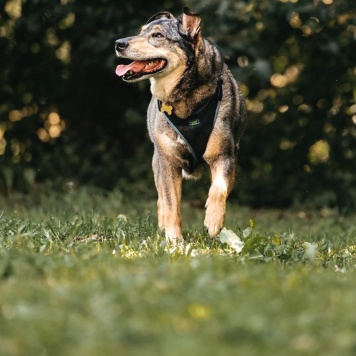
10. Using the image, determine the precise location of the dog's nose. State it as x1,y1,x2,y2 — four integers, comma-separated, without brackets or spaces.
115,39,129,51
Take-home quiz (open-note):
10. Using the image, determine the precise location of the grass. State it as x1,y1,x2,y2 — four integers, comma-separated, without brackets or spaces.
1,185,356,355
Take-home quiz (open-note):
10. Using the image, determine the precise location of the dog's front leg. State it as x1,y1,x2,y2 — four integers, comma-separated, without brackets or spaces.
152,149,165,231
155,156,183,244
204,157,236,237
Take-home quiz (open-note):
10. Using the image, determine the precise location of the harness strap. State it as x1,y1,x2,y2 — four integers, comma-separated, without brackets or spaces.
157,80,223,171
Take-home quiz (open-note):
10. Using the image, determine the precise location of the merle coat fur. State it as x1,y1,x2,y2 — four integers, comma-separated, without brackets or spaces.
115,7,246,243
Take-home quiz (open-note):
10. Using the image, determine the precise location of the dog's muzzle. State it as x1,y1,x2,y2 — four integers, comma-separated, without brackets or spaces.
114,36,167,81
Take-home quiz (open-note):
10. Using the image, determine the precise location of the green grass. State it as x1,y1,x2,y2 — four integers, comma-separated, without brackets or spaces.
1,186,356,355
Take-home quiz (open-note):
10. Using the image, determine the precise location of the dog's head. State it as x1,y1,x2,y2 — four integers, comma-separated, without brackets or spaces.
115,7,201,82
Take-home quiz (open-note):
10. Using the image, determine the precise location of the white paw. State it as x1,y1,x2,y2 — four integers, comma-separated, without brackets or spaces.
204,204,225,237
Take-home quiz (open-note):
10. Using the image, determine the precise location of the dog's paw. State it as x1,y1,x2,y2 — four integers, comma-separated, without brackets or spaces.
204,203,225,237
167,236,184,246
165,227,183,245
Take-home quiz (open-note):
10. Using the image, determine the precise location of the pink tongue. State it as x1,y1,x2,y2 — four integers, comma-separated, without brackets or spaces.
115,60,147,77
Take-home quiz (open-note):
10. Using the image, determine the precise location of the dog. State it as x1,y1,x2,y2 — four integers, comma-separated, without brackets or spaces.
115,7,246,244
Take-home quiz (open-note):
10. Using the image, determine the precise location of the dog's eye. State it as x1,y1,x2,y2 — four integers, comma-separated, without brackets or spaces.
152,32,164,39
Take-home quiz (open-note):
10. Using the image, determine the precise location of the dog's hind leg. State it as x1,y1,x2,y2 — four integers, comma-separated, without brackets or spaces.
204,157,236,237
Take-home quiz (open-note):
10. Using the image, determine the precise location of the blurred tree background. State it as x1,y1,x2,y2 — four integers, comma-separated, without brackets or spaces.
1,0,355,212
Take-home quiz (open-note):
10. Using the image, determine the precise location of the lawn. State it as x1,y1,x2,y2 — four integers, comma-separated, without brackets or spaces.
1,186,356,355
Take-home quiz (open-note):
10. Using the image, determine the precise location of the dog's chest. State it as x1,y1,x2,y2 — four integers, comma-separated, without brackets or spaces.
157,80,223,171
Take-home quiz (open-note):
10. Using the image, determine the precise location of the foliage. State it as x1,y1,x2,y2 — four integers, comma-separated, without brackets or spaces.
1,189,356,355
189,0,356,211
1,0,356,211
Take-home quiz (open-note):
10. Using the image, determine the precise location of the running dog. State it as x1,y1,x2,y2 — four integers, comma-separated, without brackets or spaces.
115,7,246,244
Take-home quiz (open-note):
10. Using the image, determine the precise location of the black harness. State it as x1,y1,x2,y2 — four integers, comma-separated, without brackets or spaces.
157,80,223,172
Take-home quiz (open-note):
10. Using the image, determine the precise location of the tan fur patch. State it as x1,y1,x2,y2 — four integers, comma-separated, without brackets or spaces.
140,25,148,33
150,58,186,102
203,132,225,163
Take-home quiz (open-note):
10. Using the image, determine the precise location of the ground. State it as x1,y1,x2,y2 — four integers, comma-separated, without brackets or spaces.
0,186,356,355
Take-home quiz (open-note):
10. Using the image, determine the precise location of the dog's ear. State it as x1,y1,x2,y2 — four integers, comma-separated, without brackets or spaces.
178,6,201,40
146,11,175,24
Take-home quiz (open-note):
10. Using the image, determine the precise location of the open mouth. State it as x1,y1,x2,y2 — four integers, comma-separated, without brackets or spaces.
115,58,167,80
